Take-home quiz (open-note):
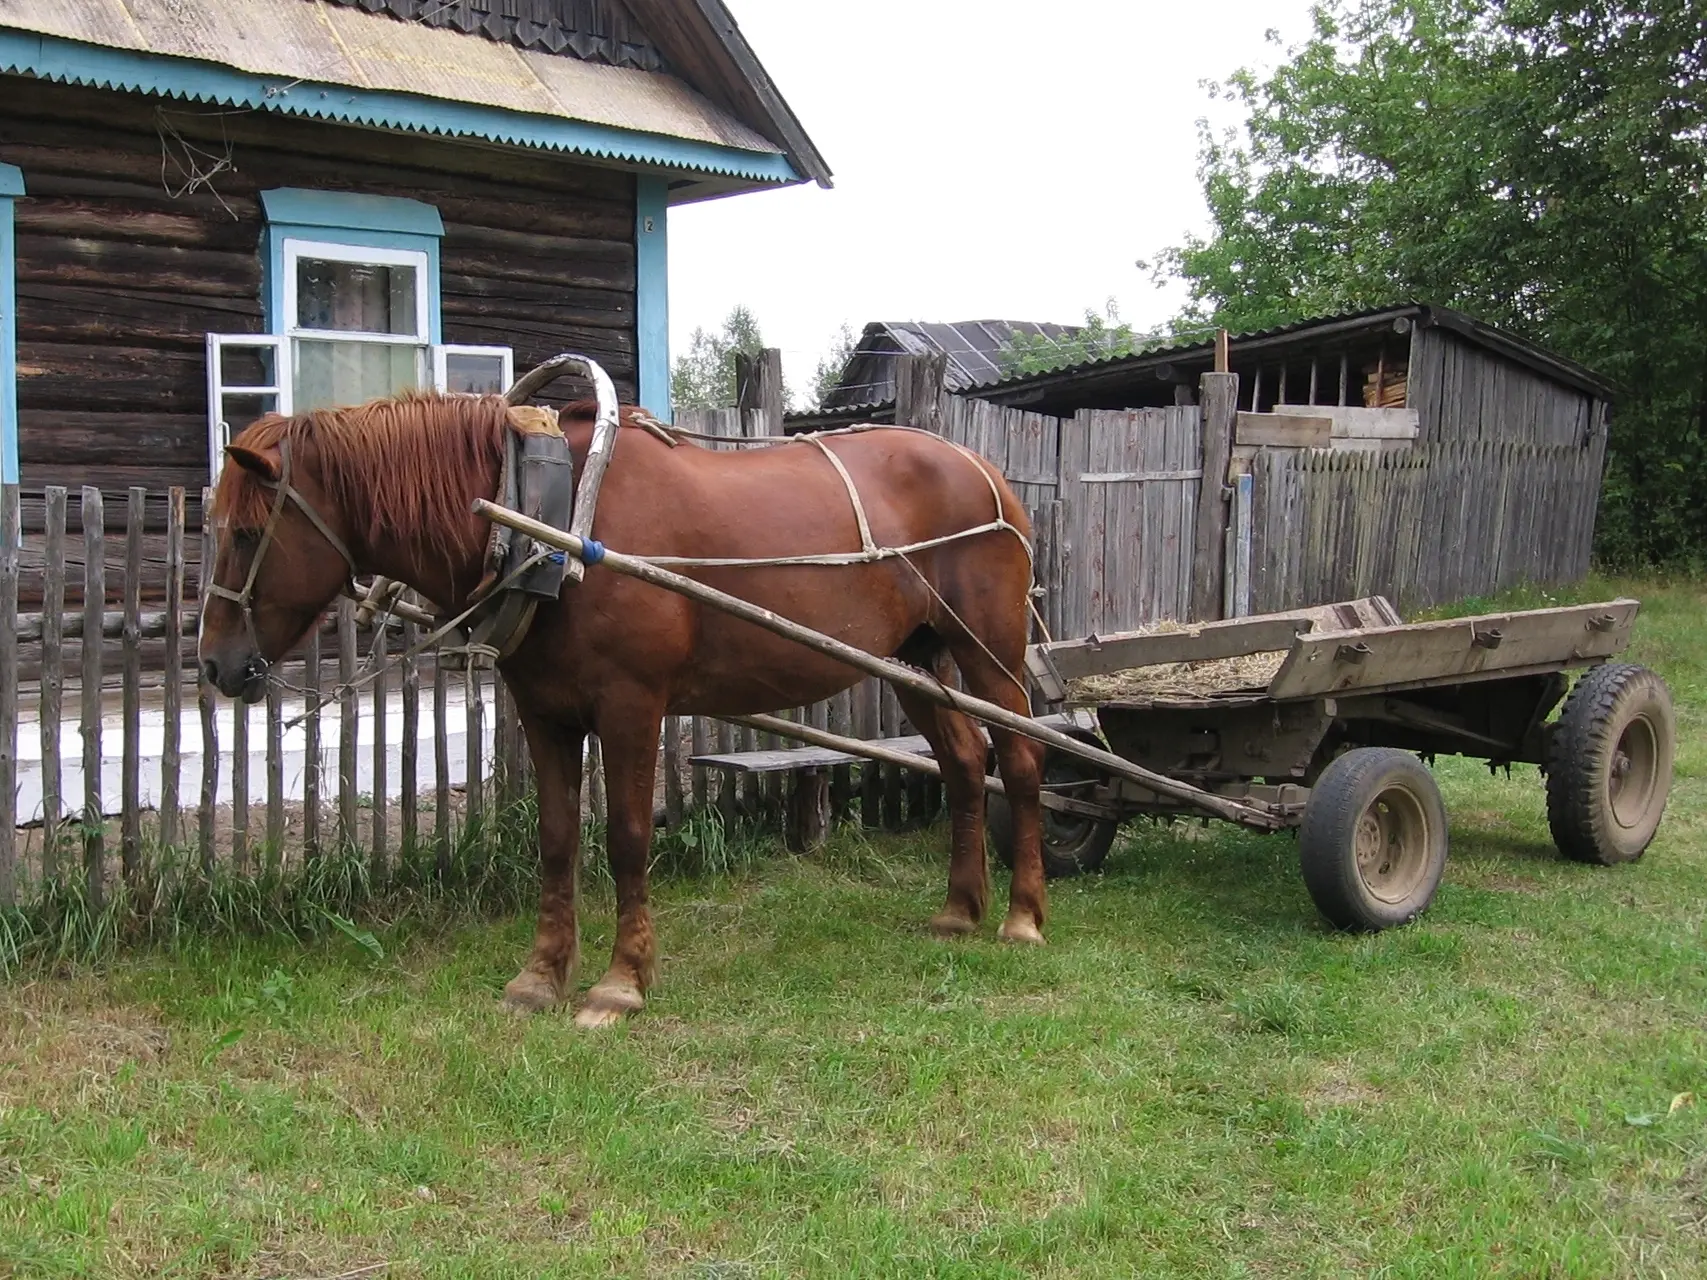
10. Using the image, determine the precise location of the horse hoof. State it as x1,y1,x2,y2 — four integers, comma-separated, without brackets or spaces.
929,912,979,938
574,981,645,1030
997,917,1046,945
501,970,564,1013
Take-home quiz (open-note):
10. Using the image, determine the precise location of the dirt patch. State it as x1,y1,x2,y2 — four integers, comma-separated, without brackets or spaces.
1302,1063,1384,1110
0,985,171,1101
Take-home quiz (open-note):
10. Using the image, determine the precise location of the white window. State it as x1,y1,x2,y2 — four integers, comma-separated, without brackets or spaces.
284,238,431,411
434,344,515,396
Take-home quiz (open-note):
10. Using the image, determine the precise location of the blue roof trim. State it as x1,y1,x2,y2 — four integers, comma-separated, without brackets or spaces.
262,188,444,237
0,30,803,186
0,161,21,197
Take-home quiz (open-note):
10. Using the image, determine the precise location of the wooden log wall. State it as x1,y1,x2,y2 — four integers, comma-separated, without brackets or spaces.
0,77,640,605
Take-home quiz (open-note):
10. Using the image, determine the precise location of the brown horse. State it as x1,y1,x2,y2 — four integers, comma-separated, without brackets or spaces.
199,393,1046,1026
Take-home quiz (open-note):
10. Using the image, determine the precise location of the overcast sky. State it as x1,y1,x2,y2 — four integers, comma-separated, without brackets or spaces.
667,0,1320,396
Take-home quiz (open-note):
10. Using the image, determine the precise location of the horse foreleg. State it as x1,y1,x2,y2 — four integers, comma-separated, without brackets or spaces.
576,703,663,1029
503,713,585,1013
893,674,992,937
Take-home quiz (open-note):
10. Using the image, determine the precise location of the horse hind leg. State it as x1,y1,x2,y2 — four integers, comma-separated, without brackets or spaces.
575,694,665,1029
943,637,1048,945
889,644,992,937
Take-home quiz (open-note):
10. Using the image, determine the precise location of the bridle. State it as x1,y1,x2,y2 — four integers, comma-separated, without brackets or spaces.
204,437,358,677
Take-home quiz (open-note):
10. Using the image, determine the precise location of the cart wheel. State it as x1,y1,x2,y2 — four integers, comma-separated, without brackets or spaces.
1300,748,1448,931
1545,663,1675,865
987,750,1119,878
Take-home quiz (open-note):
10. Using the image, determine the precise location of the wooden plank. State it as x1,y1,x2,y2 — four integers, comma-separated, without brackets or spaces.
80,487,105,907
693,734,937,773
434,647,450,875
231,672,249,874
1191,373,1238,620
715,719,739,829
1268,600,1641,701
0,485,16,905
1236,412,1331,448
1041,613,1315,681
197,495,217,874
1078,468,1203,484
266,678,284,865
466,666,485,833
401,623,419,857
663,715,684,828
691,716,709,813
121,488,144,880
39,487,66,880
159,487,184,850
371,623,388,877
338,597,358,851
303,628,322,859
856,679,880,828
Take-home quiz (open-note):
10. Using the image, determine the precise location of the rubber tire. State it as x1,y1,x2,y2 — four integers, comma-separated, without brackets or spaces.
1546,663,1675,865
987,749,1119,879
1299,747,1449,932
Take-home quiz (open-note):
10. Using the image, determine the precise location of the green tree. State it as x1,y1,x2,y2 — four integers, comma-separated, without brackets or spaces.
671,305,785,410
996,302,1145,378
1153,0,1707,564
810,322,860,407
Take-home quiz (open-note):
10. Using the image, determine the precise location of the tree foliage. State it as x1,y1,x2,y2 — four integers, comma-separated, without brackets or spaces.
810,323,860,407
1155,0,1707,564
996,303,1146,379
671,305,785,410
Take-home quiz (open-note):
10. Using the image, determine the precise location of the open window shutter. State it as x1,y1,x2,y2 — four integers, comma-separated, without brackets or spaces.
206,333,290,481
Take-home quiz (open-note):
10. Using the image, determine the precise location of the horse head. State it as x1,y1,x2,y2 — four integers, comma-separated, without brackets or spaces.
199,425,358,702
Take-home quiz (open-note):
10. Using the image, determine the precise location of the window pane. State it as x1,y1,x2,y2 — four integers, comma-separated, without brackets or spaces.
219,344,279,389
443,352,508,395
295,339,422,411
296,257,419,336
218,393,279,436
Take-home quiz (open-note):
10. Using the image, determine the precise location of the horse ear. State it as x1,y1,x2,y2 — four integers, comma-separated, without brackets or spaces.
225,444,282,482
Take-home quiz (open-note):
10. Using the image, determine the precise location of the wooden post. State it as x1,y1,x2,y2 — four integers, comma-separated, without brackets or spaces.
785,768,830,853
266,678,284,865
663,715,684,828
893,352,948,432
1190,372,1240,621
465,665,485,834
337,597,358,851
1214,328,1230,374
80,487,105,907
303,628,321,859
231,668,248,874
828,691,852,821
121,488,144,881
401,620,419,857
735,347,786,436
0,484,17,906
880,687,903,830
40,487,66,881
691,717,709,814
714,720,738,830
371,620,388,878
160,488,185,851
197,494,217,875
1338,351,1349,406
858,679,881,829
434,650,450,875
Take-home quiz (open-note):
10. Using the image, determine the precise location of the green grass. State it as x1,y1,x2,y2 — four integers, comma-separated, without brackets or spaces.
3,574,1706,1277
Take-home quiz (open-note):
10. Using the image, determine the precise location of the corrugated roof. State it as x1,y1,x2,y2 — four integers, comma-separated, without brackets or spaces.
819,319,1082,411
0,0,788,170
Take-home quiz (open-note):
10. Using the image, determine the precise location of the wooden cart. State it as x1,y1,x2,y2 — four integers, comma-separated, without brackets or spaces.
999,596,1677,929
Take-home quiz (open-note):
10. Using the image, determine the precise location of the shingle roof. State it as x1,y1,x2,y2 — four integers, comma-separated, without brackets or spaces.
819,319,1082,410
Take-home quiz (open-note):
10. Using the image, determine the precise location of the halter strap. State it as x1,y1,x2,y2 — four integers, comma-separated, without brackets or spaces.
205,438,359,664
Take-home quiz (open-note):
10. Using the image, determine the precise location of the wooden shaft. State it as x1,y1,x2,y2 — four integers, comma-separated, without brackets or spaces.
472,499,1279,828
724,713,1114,820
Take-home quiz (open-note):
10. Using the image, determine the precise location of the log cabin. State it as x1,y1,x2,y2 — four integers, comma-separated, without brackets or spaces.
0,0,828,603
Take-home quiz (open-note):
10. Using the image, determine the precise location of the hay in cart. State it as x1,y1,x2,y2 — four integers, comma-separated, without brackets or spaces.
1064,624,1288,703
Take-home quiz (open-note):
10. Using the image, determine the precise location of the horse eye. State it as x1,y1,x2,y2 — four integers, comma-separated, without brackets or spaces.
231,529,260,550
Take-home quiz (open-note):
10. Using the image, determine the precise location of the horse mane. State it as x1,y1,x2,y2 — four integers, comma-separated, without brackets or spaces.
211,392,666,560
211,392,512,563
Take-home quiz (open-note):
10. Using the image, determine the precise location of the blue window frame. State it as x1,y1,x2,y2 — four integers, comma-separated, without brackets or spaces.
0,162,22,486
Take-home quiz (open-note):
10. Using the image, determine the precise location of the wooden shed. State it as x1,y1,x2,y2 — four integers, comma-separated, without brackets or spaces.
0,0,828,517
804,305,1614,452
